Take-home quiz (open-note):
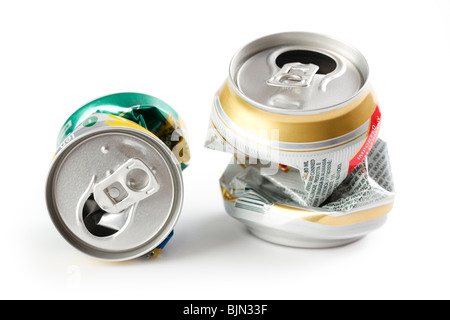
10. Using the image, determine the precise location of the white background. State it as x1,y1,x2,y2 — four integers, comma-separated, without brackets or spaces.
1,0,449,300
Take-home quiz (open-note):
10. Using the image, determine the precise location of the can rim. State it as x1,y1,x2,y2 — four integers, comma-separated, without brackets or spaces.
228,31,371,116
46,125,184,261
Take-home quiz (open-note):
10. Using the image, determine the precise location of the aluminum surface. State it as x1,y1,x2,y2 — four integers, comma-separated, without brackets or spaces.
46,124,183,261
225,201,389,248
230,32,369,115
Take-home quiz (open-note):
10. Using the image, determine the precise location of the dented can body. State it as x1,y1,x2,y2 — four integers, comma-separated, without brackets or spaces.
206,32,395,248
46,93,190,261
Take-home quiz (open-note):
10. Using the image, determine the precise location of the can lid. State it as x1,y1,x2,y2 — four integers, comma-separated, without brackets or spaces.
229,32,370,115
46,120,183,261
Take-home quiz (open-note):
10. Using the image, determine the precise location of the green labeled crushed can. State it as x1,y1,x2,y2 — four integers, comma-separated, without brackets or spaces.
46,93,190,261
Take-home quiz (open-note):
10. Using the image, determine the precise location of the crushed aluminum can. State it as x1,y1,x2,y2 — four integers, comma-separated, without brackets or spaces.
46,93,190,261
205,32,395,248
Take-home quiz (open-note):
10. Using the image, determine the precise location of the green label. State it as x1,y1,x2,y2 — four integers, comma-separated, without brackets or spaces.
82,116,98,127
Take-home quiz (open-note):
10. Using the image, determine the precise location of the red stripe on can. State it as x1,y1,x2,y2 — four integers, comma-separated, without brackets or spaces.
348,105,381,175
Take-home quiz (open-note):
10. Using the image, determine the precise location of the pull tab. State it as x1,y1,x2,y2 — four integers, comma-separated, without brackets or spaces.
93,158,159,214
267,62,319,88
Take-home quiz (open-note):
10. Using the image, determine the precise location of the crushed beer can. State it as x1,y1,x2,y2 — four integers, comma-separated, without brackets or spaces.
205,32,395,248
46,93,190,261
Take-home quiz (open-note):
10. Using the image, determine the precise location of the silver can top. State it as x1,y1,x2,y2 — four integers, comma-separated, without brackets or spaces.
229,32,370,115
46,114,183,261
